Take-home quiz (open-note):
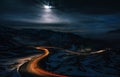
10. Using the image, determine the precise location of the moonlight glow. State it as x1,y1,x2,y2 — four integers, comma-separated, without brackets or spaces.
44,5,52,9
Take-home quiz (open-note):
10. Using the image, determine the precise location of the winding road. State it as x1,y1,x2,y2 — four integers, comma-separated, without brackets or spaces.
26,46,68,77
24,46,105,77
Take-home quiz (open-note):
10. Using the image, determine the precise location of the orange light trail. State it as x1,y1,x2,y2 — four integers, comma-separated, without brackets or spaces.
27,46,68,77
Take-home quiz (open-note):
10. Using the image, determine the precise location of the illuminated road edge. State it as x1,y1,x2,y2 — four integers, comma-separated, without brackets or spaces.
25,46,105,77
26,47,68,77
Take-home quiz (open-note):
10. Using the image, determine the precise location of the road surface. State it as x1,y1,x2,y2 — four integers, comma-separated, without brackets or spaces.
26,46,68,77
24,46,105,77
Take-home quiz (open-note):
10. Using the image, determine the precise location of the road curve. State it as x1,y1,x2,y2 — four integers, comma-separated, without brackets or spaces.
26,46,68,77
26,46,105,77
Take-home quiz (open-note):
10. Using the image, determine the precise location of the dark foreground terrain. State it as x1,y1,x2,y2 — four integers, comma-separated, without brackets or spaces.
0,26,120,77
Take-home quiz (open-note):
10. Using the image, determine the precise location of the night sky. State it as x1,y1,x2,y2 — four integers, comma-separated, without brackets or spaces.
0,0,120,37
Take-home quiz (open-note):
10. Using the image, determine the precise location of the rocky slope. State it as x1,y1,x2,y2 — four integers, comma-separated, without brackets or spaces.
0,26,119,77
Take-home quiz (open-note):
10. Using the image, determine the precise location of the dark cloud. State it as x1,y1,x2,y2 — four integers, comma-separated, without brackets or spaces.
0,0,120,36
